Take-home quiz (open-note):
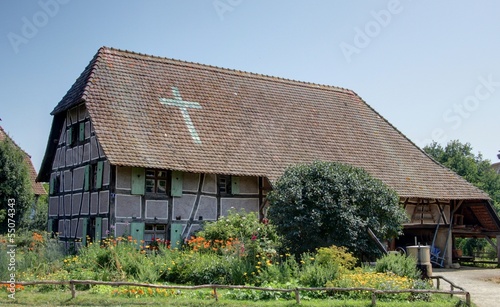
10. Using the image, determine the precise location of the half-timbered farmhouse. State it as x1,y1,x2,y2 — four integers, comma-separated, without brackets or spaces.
1,126,46,198
37,47,500,266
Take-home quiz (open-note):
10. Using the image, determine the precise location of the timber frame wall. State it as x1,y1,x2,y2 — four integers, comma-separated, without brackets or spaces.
47,104,271,249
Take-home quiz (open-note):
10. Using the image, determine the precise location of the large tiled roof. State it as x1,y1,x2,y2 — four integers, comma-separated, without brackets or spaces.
49,47,489,200
0,126,47,195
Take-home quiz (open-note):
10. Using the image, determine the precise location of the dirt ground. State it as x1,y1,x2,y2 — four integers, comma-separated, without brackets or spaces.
433,267,500,307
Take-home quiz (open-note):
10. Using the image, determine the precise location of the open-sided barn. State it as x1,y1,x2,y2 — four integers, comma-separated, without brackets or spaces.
37,47,500,266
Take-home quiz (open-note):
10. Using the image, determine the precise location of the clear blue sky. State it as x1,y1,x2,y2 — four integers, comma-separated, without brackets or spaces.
1,0,500,173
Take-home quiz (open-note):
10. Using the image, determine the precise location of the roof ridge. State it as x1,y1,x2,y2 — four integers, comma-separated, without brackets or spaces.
0,125,30,157
100,46,355,95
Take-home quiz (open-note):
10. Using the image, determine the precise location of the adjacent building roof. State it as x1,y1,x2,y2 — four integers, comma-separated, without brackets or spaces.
40,47,489,201
0,126,46,196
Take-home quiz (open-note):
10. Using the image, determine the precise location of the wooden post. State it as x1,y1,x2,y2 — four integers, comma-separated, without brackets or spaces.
70,281,76,298
466,292,471,306
213,286,218,301
294,288,300,304
371,291,376,306
436,277,440,290
450,284,454,298
497,235,500,267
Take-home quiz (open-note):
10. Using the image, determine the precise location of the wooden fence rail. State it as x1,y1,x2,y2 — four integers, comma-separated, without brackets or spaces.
4,276,470,306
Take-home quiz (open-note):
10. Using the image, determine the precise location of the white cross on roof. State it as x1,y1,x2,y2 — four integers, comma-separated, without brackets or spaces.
159,87,202,144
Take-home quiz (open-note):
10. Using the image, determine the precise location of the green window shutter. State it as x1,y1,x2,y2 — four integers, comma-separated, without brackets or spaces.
131,167,145,195
67,126,73,145
84,165,90,191
231,176,240,195
170,223,183,250
81,218,88,246
79,122,85,141
171,171,183,197
47,219,53,233
131,222,145,247
96,161,104,189
94,217,102,242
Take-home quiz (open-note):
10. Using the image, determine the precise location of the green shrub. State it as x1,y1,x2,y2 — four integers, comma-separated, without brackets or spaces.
375,253,420,279
298,252,340,287
316,245,357,271
196,209,281,259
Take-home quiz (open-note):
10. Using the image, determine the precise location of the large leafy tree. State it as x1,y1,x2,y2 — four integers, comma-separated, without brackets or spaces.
423,140,500,212
0,138,34,233
424,140,500,256
267,161,408,258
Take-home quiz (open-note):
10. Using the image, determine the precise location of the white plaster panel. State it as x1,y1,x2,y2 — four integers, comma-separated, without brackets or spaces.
220,198,259,216
52,148,60,170
76,218,85,238
172,194,197,221
84,121,91,140
145,200,169,220
63,170,72,192
78,105,86,121
183,172,200,192
116,166,132,190
115,194,142,218
59,147,66,169
90,192,98,215
58,196,64,218
71,218,78,238
90,136,99,160
49,196,58,216
99,191,110,214
239,176,259,194
65,148,73,167
59,122,66,144
72,166,85,191
81,192,90,215
72,193,82,216
64,194,71,217
72,146,79,166
196,196,217,221
114,222,130,237
83,143,90,162
103,161,111,186
202,173,216,194
98,141,105,158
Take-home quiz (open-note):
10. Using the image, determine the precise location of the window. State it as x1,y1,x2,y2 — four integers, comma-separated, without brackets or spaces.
146,170,167,193
144,224,167,246
50,173,61,195
86,161,103,191
67,124,78,147
218,175,232,195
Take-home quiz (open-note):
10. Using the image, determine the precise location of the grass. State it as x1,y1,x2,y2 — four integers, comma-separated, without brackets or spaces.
0,288,465,307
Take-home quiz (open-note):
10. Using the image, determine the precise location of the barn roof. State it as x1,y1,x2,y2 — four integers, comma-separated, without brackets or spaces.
0,126,46,196
40,46,490,201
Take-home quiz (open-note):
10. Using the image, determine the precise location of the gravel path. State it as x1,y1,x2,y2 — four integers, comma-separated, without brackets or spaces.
433,267,500,307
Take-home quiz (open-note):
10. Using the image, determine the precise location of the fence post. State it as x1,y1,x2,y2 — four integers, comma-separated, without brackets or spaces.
450,284,454,298
436,277,440,290
466,292,471,306
371,291,376,306
212,286,218,301
294,288,300,304
70,281,76,299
